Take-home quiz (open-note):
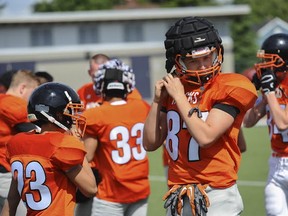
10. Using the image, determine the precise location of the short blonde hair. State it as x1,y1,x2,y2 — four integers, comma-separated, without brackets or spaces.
9,70,39,88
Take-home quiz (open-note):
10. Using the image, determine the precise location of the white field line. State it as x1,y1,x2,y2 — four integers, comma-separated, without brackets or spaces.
149,175,266,187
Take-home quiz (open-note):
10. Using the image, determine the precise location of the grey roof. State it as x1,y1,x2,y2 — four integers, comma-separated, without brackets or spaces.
0,4,250,24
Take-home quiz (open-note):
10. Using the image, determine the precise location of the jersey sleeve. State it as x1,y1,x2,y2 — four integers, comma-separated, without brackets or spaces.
214,74,258,113
0,96,29,126
82,108,102,136
51,135,86,172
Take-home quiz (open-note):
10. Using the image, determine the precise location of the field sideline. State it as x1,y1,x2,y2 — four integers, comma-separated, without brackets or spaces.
147,126,270,216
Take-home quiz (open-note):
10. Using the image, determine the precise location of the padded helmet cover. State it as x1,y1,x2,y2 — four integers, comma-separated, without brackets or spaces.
164,16,223,73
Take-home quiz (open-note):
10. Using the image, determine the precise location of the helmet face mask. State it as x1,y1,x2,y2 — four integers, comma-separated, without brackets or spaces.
63,103,86,137
28,82,86,137
175,46,223,86
255,50,286,79
255,33,288,82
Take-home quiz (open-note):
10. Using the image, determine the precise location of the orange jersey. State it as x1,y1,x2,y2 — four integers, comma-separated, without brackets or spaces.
77,82,143,109
77,83,102,109
83,100,150,203
163,73,257,188
0,94,29,171
6,131,86,216
267,77,288,154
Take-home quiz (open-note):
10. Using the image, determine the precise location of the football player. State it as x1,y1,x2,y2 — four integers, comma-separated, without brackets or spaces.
1,83,97,216
143,16,258,216
82,59,150,216
0,70,39,216
77,53,143,110
243,33,288,216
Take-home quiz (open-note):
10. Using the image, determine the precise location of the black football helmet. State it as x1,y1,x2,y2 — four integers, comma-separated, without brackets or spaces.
94,59,135,98
255,33,288,80
28,82,86,136
164,16,224,86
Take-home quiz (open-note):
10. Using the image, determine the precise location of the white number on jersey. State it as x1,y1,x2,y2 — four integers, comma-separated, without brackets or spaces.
111,123,146,164
267,104,288,142
11,160,52,210
165,110,208,161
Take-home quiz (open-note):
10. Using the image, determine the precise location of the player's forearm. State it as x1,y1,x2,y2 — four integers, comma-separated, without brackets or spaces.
243,99,266,128
173,95,212,147
80,158,97,197
175,96,233,147
143,102,165,151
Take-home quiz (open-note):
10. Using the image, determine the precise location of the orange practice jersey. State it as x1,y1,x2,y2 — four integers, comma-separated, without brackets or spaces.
267,77,288,155
163,73,257,188
0,94,29,171
77,82,143,109
6,131,86,216
83,99,150,203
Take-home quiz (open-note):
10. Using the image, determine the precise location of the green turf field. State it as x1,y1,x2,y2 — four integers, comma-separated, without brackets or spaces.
147,126,271,216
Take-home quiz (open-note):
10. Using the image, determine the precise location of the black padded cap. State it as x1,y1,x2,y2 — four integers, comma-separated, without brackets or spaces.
164,16,223,73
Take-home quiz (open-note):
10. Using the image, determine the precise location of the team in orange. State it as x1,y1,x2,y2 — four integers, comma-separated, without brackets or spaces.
2,15,282,216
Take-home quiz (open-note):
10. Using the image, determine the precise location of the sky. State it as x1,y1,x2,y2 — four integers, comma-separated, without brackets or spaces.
0,0,39,15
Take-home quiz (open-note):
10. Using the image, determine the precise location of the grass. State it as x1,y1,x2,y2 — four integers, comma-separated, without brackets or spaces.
147,126,271,216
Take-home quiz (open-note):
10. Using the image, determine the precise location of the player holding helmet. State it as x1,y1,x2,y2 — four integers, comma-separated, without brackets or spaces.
243,33,288,216
143,16,257,216
1,83,97,216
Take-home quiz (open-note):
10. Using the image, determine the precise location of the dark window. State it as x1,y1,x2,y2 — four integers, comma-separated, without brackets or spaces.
124,23,143,42
78,24,99,44
30,27,52,47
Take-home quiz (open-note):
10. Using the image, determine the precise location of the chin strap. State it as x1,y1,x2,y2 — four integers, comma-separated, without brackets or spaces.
40,111,69,132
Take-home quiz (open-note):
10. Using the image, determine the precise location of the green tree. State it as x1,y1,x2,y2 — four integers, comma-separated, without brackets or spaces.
34,0,120,11
33,0,216,12
157,0,216,7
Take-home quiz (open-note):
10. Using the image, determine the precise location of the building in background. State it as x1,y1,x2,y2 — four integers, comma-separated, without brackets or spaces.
0,5,250,100
257,17,288,47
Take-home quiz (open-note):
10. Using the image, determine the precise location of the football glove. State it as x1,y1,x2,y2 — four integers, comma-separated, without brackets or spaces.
251,73,261,90
163,185,182,216
163,184,210,216
260,70,276,95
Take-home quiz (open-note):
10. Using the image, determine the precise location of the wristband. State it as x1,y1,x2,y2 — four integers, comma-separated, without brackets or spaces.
188,107,202,118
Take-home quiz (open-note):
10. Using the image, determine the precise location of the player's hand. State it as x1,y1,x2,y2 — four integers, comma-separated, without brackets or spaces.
69,125,82,140
163,185,182,216
153,80,167,103
162,73,184,100
260,69,276,95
